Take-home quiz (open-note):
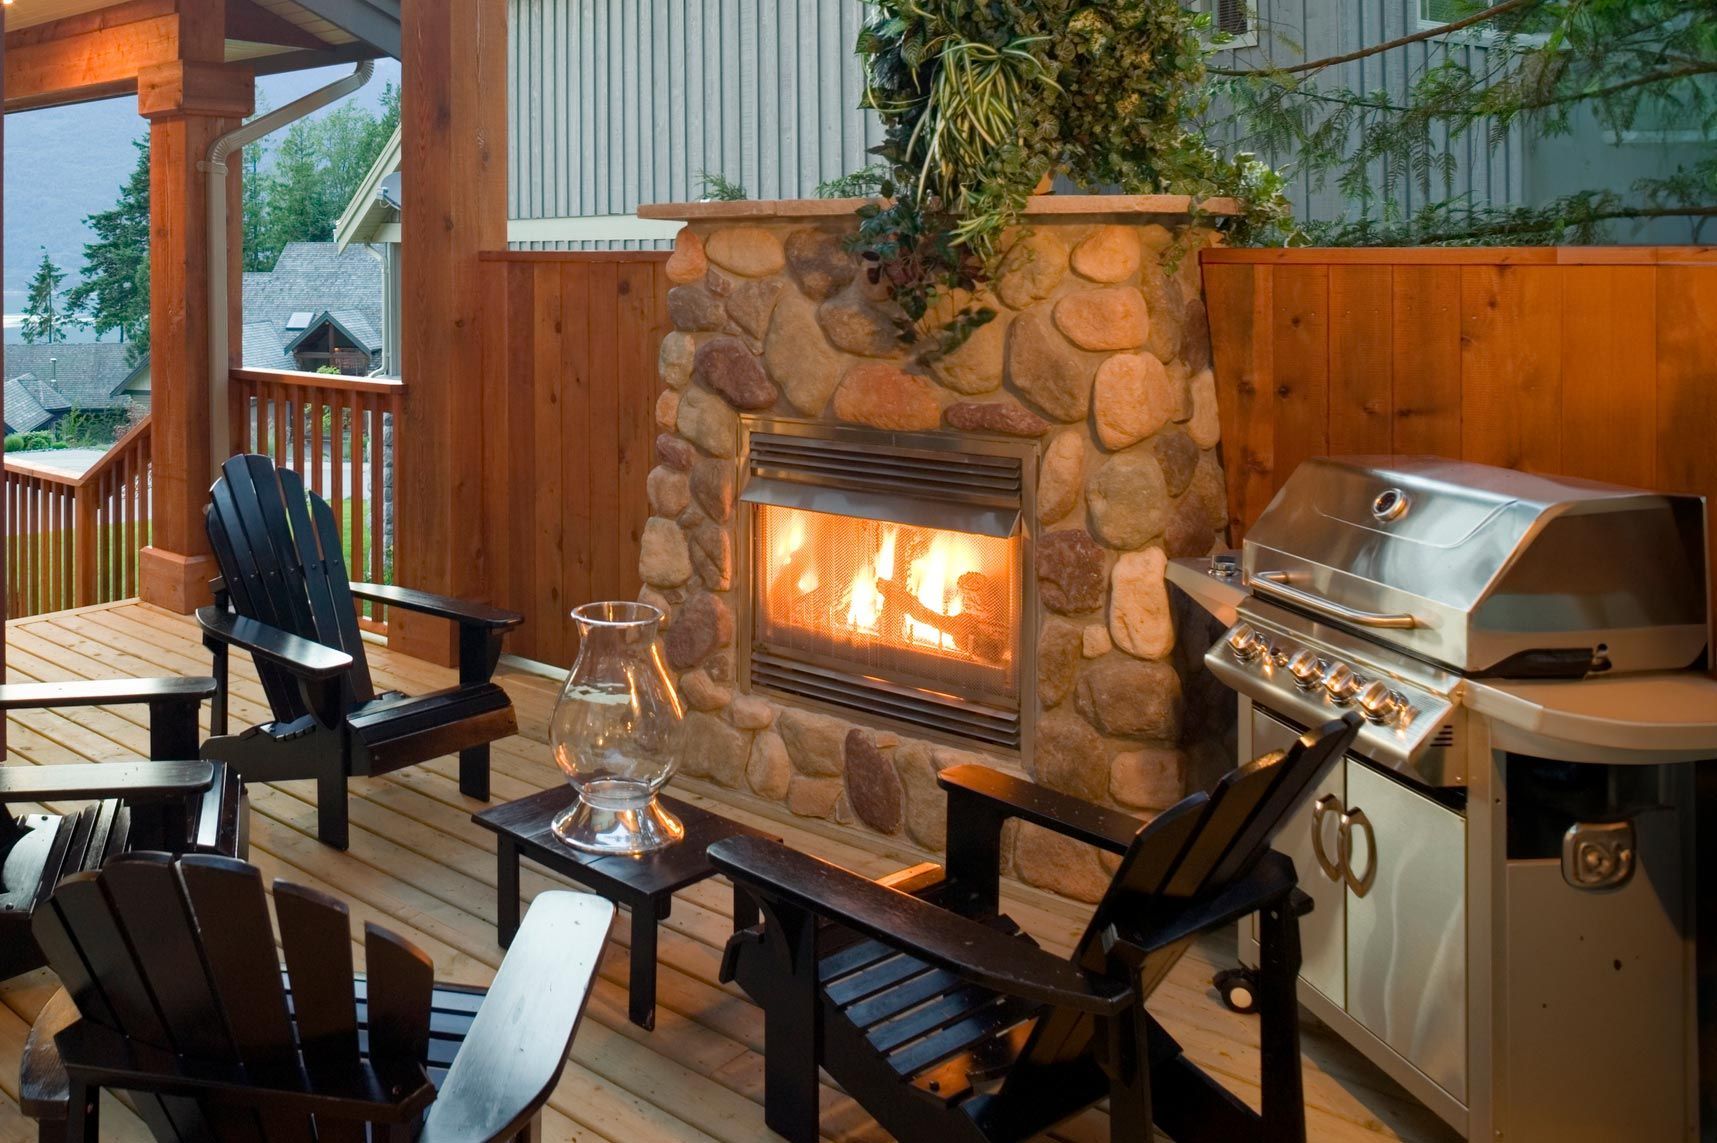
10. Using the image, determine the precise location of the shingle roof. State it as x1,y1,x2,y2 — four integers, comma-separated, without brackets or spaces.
241,242,385,372
4,377,55,434
3,343,137,410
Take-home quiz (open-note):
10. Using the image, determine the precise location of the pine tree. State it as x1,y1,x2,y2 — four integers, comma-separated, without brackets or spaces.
21,250,72,345
68,136,151,343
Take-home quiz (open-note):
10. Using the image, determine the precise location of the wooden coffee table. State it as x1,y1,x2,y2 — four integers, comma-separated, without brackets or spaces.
473,785,780,1030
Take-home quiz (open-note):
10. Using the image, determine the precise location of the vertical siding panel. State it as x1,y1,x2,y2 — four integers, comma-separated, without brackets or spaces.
1269,265,1332,494
1390,264,1462,456
1459,264,1563,472
1204,262,1259,538
1655,264,1717,594
1327,264,1394,454
1560,266,1656,487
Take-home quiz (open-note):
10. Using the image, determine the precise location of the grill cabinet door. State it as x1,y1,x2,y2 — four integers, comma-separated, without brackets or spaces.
1343,759,1467,1102
1250,710,1346,1006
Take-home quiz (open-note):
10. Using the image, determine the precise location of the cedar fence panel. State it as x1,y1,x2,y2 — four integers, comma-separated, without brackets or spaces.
478,250,671,666
1201,246,1717,586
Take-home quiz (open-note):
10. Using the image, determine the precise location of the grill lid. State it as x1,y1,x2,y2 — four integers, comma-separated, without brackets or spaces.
1243,456,1709,676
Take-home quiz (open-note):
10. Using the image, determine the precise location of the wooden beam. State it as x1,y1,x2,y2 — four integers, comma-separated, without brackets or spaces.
224,0,327,50
394,0,507,664
2,0,181,112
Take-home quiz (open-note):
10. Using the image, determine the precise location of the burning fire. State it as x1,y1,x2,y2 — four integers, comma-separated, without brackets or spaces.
758,505,1012,666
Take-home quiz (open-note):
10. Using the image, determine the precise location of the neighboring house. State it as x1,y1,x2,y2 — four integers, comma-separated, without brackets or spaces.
1205,0,1707,242
240,242,387,375
2,343,147,436
336,0,1700,249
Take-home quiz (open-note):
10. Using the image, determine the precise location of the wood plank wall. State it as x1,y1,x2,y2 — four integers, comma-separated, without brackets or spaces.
1201,247,1717,586
477,250,671,666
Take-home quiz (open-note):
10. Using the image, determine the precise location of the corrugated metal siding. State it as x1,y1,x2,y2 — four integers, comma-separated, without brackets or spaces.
1206,0,1524,228
507,0,886,250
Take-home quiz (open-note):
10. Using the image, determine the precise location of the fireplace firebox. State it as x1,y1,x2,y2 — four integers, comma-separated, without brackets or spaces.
738,419,1035,751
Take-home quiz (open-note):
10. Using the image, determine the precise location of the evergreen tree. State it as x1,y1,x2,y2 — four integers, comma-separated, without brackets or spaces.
251,85,401,271
21,250,72,345
1214,0,1717,245
68,136,151,343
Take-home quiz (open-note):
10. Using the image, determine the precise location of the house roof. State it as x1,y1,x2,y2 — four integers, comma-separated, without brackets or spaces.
3,343,138,411
4,377,56,434
241,242,386,370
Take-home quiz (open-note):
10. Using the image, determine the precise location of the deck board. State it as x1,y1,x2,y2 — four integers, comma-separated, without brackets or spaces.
1,601,1458,1143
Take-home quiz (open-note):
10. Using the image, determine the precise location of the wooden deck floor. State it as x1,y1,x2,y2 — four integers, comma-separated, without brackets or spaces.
0,601,1459,1143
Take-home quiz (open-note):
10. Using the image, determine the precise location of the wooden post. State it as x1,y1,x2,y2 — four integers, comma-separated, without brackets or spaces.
394,0,509,665
135,3,254,614
73,490,97,609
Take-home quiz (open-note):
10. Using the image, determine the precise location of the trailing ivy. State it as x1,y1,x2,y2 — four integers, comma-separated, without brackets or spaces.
850,0,1289,349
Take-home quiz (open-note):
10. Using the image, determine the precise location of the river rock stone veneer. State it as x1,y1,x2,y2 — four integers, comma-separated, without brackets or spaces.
638,197,1234,902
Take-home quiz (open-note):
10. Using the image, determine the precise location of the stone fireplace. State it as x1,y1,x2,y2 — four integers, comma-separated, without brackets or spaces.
636,197,1231,902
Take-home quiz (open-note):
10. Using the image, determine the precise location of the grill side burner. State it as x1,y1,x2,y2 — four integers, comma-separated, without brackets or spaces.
1184,455,1717,1142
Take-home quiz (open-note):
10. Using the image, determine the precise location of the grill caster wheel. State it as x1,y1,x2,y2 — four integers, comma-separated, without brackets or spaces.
1214,966,1260,1015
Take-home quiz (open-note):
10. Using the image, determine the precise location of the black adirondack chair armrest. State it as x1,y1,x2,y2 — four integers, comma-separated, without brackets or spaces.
349,583,524,630
939,764,1143,856
0,761,216,806
420,891,614,1143
196,606,354,679
19,989,76,1121
711,836,1134,1016
1113,851,1302,963
0,677,217,710
51,1021,435,1123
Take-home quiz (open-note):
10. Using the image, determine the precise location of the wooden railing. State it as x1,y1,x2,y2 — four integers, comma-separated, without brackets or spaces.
229,367,403,632
5,416,153,618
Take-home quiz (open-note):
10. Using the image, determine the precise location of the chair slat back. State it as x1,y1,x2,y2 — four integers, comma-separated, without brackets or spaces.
205,454,374,719
32,852,440,1142
1009,715,1361,1081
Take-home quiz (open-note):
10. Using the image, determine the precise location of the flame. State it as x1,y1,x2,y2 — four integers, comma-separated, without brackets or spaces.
757,505,1014,667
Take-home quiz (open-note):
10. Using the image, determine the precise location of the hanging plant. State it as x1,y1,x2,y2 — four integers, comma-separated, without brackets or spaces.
850,0,1291,350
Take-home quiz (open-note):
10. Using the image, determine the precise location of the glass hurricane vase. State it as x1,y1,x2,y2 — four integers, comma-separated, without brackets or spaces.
548,601,686,854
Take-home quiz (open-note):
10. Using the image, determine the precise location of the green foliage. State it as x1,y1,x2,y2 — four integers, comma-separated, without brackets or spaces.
697,171,749,201
1215,0,1717,245
68,136,152,346
852,0,1288,347
4,432,64,453
21,250,74,345
816,164,892,197
249,88,400,271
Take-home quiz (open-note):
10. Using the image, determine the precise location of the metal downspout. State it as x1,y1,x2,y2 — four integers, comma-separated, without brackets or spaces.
203,60,375,476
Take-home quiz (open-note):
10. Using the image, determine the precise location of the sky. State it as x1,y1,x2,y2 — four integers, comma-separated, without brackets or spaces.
2,57,403,342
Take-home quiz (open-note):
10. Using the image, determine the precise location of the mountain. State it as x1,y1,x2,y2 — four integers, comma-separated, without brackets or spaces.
3,59,401,342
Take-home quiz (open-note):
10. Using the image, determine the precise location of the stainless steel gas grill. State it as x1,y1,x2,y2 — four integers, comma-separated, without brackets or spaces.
1170,456,1717,1143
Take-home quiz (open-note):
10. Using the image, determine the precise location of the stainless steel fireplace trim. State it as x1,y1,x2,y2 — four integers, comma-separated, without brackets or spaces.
740,477,1020,538
736,416,1039,759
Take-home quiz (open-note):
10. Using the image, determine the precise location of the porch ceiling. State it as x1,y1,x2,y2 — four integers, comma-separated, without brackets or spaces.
3,0,394,99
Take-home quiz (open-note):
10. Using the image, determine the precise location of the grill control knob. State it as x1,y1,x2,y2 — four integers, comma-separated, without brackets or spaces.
1287,649,1325,689
1358,680,1405,722
1227,624,1269,663
1323,663,1361,704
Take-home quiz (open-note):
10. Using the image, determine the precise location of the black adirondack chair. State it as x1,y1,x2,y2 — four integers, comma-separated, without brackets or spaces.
1,677,243,983
20,851,613,1142
198,453,524,849
711,713,1364,1143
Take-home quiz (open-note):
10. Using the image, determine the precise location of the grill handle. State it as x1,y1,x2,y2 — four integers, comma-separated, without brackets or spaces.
1249,570,1420,630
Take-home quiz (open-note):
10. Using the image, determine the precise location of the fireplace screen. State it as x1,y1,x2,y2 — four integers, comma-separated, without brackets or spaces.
740,422,1032,750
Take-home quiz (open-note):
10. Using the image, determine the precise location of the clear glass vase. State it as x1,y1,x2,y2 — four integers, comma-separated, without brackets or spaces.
548,601,686,854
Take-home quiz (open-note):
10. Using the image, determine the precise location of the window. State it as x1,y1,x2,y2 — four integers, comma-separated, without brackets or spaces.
1608,75,1717,144
1201,0,1256,49
1418,0,1552,39
285,311,314,331
1419,0,1475,24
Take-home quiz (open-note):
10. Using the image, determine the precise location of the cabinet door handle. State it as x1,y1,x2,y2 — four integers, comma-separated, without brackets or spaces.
1343,806,1377,898
1310,794,1345,882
